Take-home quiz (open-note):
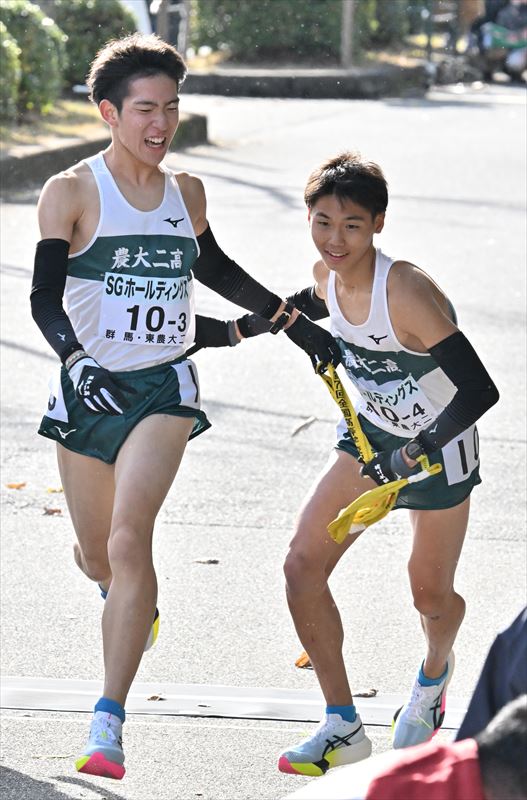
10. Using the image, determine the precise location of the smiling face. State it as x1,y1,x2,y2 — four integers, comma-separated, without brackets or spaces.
309,193,385,273
100,73,180,165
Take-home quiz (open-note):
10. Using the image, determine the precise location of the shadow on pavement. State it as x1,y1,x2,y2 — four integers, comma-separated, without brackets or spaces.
1,766,125,800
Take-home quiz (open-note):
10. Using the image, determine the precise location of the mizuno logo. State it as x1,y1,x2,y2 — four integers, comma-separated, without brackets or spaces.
57,333,66,341
429,424,438,434
53,426,77,440
164,217,184,228
368,334,388,345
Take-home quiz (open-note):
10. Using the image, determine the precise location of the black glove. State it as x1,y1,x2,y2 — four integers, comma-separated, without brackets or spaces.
186,316,240,357
68,356,137,415
360,446,420,486
284,314,341,370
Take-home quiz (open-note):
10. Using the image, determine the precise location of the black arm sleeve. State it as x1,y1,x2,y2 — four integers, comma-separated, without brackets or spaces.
193,226,282,319
416,331,499,454
30,238,83,362
237,285,329,338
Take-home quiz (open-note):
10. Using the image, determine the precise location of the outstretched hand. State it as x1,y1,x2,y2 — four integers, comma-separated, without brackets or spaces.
284,314,340,370
68,356,137,415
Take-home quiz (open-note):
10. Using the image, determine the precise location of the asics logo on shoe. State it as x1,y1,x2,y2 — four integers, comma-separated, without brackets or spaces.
368,334,388,345
322,723,364,757
52,426,77,439
164,216,184,228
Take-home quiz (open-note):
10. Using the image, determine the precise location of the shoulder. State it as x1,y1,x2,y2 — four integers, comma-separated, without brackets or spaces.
387,260,458,349
313,259,330,300
173,171,207,233
37,162,93,239
388,260,451,311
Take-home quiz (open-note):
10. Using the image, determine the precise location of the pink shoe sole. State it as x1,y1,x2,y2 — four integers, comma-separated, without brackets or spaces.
76,752,125,780
278,756,302,774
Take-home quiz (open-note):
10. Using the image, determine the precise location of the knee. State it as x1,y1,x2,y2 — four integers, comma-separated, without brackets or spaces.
73,543,109,583
411,582,454,618
107,525,152,574
283,546,326,596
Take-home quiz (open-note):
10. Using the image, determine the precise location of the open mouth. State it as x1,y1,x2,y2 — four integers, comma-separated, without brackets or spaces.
145,136,166,148
325,249,349,260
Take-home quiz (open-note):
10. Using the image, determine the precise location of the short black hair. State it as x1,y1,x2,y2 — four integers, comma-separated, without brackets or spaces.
87,33,187,111
304,151,388,219
476,695,527,800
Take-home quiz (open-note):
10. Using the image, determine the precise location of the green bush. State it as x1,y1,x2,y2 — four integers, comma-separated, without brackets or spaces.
0,21,21,121
0,0,67,115
190,0,347,63
369,0,410,47
189,0,412,62
49,0,138,88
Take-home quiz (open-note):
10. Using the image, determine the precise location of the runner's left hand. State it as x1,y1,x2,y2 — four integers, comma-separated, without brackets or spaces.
360,447,419,485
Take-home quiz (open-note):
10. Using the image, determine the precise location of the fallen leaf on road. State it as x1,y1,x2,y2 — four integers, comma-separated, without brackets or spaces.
43,507,62,515
5,482,26,490
147,694,166,701
193,558,220,564
295,651,313,669
47,486,63,493
354,688,378,698
290,416,317,437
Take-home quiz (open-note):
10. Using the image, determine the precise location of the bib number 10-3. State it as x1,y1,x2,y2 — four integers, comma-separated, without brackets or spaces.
127,305,187,334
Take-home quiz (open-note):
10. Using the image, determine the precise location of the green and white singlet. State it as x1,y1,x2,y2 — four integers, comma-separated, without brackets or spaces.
330,249,480,508
65,152,197,371
38,153,210,462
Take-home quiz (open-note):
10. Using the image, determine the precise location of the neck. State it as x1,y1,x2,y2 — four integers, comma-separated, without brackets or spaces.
337,246,376,291
103,144,162,187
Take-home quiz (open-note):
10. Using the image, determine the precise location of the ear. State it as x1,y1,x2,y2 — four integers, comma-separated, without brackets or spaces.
99,99,119,128
374,212,385,234
307,209,311,224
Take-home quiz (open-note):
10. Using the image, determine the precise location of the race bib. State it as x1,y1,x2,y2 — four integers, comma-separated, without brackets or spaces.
98,273,191,346
442,425,479,485
356,374,437,435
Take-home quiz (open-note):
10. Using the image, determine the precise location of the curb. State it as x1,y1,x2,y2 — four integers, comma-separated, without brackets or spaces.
0,112,208,192
184,63,428,99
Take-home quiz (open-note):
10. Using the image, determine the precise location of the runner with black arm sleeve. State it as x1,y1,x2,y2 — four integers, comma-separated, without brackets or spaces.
30,33,339,782
187,151,499,778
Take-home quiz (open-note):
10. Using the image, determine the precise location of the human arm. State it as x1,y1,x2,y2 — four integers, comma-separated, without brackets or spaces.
177,174,339,367
30,175,136,414
187,285,328,354
361,265,499,484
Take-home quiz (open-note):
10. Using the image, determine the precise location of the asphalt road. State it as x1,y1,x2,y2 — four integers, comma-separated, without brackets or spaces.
1,83,526,800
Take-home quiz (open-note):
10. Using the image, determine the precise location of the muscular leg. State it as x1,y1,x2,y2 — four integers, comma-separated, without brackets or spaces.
57,445,115,591
284,449,375,705
102,414,193,706
408,498,470,678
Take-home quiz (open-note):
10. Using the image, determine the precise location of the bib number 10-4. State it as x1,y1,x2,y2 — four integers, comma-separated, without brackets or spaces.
442,425,479,485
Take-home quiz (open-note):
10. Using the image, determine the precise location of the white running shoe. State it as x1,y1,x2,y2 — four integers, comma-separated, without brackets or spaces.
392,652,455,749
75,711,125,780
278,712,372,776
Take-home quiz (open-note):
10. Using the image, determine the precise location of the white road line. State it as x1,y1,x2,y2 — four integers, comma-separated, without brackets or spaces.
0,676,467,729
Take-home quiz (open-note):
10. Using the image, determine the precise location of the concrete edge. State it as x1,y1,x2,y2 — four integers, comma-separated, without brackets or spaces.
183,64,428,99
0,112,208,192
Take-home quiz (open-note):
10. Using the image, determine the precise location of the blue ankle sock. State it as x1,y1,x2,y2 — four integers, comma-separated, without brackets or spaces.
326,704,356,723
95,696,125,723
418,661,448,687
98,584,108,600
